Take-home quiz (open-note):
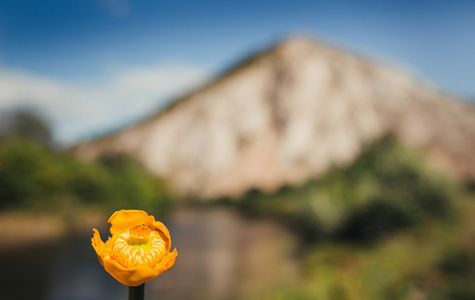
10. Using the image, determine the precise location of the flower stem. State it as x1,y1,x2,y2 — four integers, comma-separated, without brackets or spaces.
129,283,145,300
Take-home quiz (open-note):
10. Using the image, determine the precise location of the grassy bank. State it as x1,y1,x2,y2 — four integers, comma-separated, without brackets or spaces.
0,209,107,253
253,191,475,300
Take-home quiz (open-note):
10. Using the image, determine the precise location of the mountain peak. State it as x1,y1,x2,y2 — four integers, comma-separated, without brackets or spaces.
74,36,475,199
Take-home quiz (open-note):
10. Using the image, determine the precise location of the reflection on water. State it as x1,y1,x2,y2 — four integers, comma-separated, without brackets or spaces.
0,207,301,300
0,230,127,300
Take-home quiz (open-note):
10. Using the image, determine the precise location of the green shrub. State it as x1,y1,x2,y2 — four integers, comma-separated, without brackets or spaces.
0,138,171,215
236,134,460,243
0,139,66,208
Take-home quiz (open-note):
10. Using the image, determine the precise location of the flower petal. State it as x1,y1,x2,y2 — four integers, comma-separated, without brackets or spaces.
91,228,105,266
149,218,172,251
108,210,149,236
103,258,159,286
154,248,177,274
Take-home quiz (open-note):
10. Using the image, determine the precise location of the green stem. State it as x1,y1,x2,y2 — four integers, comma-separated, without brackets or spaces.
129,283,145,300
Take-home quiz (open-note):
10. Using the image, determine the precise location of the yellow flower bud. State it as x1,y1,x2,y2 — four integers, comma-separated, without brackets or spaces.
92,210,177,286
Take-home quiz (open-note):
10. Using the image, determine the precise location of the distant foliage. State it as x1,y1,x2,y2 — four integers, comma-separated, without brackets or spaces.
0,109,52,146
0,138,171,215
433,249,475,299
234,134,460,243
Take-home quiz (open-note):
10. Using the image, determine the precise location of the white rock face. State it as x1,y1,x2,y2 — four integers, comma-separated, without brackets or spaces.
73,37,475,199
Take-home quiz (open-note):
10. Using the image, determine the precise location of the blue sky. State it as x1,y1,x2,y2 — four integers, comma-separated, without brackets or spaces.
0,0,474,145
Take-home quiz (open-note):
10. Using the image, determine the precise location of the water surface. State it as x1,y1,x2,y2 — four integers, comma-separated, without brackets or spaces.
0,207,301,300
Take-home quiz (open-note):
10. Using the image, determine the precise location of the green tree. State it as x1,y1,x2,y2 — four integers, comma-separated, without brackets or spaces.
0,109,52,146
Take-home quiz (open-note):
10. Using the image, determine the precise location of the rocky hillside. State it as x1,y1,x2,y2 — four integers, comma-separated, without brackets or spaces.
73,37,475,199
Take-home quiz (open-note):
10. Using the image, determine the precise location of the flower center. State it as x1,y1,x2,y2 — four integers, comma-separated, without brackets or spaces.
128,224,151,247
111,225,167,268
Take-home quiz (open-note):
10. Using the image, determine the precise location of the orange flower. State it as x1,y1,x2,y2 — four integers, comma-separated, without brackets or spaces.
91,210,177,286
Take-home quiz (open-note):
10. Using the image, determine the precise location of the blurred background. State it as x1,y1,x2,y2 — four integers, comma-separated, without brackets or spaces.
1,1,475,300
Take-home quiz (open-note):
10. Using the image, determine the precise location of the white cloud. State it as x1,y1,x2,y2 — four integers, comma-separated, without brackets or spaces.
0,62,209,145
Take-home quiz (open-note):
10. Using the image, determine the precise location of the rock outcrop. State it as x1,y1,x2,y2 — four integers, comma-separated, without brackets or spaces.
73,37,475,199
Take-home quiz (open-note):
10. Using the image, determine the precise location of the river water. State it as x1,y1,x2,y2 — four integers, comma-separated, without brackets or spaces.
0,207,302,300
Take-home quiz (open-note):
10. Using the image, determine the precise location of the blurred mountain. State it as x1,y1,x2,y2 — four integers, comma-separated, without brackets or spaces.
73,37,475,199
